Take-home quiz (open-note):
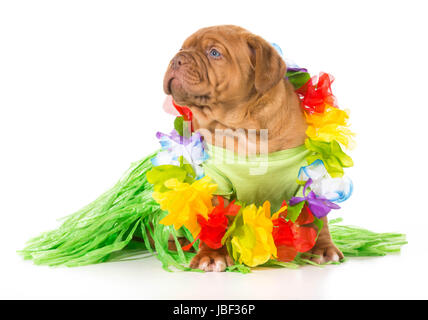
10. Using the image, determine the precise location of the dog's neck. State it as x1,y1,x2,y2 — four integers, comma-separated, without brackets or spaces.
189,79,307,155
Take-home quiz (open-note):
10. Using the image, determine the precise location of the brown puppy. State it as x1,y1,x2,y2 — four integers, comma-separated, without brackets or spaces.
163,25,344,271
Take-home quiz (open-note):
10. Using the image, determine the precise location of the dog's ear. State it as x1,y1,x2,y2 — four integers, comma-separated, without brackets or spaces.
247,35,286,94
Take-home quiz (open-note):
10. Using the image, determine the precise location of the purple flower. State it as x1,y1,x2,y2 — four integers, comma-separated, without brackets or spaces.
289,179,340,219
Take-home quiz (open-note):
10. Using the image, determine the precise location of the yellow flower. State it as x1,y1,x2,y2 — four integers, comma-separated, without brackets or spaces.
306,105,349,127
230,201,277,267
153,176,217,237
305,106,355,149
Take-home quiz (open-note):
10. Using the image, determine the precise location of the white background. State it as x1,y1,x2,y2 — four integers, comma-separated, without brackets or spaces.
1,0,427,299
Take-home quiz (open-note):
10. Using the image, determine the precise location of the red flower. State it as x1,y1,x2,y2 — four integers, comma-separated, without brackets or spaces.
182,196,241,250
296,72,337,114
272,205,317,262
172,100,193,122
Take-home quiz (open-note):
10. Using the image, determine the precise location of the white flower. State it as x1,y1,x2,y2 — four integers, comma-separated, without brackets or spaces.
298,159,353,203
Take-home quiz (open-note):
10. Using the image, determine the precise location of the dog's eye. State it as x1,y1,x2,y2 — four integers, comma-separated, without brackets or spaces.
209,48,221,59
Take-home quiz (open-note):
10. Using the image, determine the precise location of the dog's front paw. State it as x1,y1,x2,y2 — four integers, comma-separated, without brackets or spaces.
189,245,234,272
302,241,344,264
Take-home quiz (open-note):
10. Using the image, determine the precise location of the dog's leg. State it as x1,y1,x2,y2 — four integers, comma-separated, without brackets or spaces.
168,236,193,251
189,242,234,272
302,216,344,264
133,223,194,252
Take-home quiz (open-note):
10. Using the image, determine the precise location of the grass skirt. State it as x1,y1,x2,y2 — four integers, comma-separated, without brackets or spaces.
19,153,407,273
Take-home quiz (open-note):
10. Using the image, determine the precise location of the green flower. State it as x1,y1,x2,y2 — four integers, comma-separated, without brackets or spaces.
305,138,353,178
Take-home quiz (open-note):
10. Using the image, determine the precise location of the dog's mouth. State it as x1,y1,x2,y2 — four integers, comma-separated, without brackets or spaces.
166,77,174,95
165,77,187,103
163,58,212,108
165,77,210,107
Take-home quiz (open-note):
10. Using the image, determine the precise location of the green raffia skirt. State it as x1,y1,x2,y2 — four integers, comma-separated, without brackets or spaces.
19,153,407,273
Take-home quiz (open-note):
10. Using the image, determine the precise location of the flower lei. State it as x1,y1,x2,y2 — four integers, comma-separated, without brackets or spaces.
147,65,354,267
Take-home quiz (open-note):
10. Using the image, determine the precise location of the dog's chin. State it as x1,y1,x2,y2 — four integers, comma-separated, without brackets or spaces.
170,82,211,108
168,80,187,104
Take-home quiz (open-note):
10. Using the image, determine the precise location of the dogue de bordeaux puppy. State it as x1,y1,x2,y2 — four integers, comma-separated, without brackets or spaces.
163,25,344,272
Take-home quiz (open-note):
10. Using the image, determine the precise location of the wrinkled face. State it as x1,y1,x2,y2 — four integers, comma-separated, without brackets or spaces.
163,25,286,108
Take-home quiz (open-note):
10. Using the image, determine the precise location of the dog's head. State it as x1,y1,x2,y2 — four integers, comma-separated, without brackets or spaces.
163,25,286,109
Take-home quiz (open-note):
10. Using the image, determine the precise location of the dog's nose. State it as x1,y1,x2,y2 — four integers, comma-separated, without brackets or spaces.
171,54,188,70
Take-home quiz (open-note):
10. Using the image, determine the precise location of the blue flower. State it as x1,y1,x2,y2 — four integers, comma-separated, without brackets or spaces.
151,130,209,179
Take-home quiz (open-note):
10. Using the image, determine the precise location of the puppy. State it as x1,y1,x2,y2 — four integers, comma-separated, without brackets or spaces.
163,25,344,272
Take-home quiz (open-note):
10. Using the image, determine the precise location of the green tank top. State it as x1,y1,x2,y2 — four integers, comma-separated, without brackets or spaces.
202,144,310,212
